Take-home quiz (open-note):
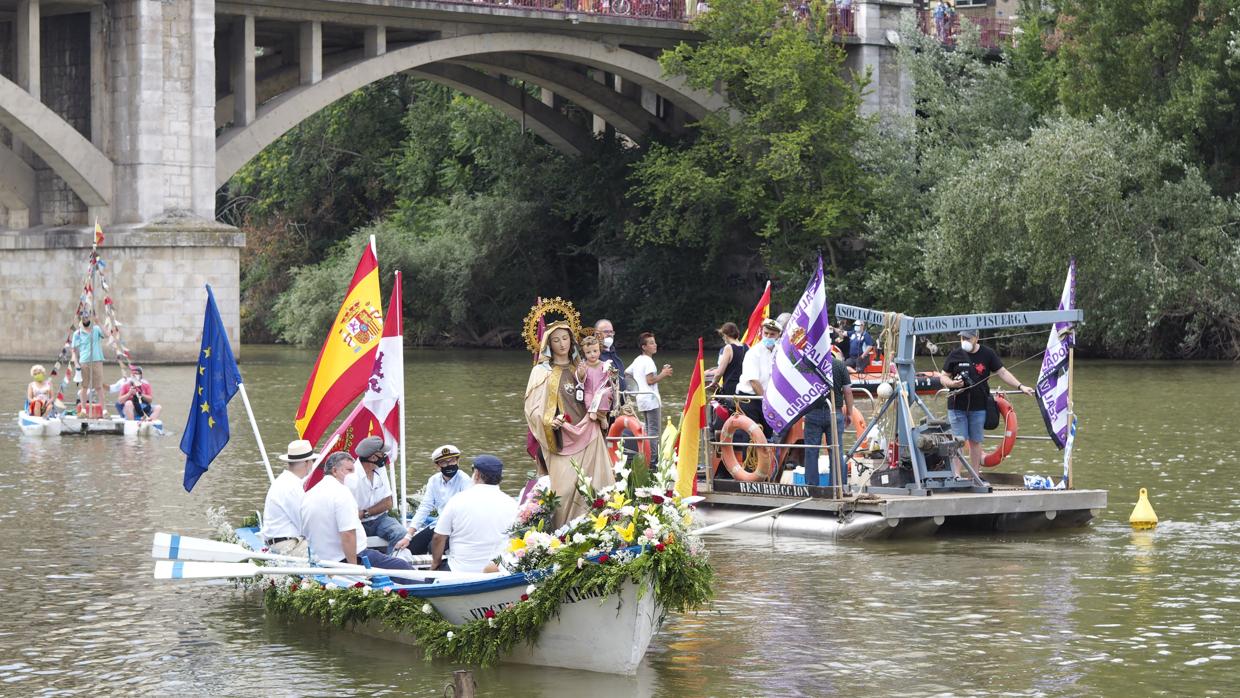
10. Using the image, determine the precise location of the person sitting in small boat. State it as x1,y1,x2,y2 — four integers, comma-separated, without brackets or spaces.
117,366,162,422
301,452,419,581
261,440,314,555
431,454,518,572
342,435,407,554
398,444,472,556
26,365,54,417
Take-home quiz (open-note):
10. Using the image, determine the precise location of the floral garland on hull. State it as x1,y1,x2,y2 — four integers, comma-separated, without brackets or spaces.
261,449,713,668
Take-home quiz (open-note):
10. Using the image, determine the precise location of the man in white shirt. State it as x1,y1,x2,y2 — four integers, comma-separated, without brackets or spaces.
260,440,314,554
432,454,518,572
626,332,673,466
301,452,418,580
343,435,407,553
736,318,783,435
397,444,472,555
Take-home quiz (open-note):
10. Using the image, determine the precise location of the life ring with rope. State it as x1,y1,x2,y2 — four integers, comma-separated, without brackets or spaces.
607,414,651,464
982,394,1017,468
719,413,775,482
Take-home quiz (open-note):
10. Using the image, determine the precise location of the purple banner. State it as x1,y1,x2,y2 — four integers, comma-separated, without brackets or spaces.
1036,259,1076,449
763,257,833,434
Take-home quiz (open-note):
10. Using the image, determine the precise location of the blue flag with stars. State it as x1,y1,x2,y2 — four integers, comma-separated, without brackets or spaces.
181,285,242,492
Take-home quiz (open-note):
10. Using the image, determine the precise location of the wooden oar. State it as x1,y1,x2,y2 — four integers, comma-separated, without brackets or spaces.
151,532,430,569
693,497,814,535
153,560,494,583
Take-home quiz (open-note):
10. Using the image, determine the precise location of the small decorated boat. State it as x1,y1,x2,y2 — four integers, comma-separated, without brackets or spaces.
17,410,63,436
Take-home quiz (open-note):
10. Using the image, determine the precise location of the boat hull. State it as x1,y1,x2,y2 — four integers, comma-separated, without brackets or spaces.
17,411,63,436
58,415,162,435
354,578,660,674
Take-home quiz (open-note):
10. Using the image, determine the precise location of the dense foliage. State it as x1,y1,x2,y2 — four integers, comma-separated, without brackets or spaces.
223,1,1240,358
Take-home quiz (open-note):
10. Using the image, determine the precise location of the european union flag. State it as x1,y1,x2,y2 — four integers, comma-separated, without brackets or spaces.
180,285,242,492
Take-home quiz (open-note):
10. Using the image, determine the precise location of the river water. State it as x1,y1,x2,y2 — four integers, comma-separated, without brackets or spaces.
2,347,1237,696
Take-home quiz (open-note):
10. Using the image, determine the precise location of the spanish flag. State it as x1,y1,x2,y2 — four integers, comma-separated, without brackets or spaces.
674,338,706,498
93,220,105,247
294,239,383,445
741,280,771,347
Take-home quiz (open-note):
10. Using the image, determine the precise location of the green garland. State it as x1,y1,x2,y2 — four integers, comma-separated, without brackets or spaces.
262,540,712,667
261,450,713,667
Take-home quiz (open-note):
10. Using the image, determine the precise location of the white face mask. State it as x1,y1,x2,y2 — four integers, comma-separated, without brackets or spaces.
602,336,614,349
960,340,975,353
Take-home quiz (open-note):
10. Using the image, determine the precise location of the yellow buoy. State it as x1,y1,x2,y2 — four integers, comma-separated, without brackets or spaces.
1129,487,1158,530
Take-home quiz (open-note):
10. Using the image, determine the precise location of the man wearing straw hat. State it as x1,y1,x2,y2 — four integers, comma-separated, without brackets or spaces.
261,440,314,555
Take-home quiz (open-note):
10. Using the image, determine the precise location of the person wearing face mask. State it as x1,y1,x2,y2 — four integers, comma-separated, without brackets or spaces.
343,435,407,554
735,317,783,436
397,443,473,555
594,318,627,396
26,365,54,417
939,329,1034,475
845,320,875,370
71,315,107,416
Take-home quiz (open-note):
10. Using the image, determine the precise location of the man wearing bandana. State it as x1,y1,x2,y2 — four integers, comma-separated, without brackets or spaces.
397,443,473,555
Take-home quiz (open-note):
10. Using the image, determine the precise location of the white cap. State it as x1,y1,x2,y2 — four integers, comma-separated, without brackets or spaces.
431,444,462,463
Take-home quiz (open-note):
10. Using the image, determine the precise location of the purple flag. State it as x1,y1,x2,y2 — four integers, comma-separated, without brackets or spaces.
1036,259,1076,448
763,257,833,434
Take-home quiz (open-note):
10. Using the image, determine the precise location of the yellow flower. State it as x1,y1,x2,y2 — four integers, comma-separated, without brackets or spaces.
549,537,563,550
507,537,527,553
592,512,609,532
610,492,629,510
684,514,692,527
614,520,636,543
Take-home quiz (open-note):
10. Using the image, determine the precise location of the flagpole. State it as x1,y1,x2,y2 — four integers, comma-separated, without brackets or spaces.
237,382,275,484
1064,345,1076,489
395,270,408,522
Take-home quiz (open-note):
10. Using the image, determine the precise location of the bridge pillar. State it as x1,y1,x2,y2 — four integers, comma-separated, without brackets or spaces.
851,0,914,117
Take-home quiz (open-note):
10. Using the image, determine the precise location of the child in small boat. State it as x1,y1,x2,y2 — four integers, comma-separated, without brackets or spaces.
577,335,616,430
26,365,54,417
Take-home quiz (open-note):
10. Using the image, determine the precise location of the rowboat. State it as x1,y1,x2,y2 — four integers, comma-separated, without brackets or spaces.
17,410,63,436
234,528,662,675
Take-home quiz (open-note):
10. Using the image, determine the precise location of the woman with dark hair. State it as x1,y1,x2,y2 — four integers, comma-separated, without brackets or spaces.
706,322,748,396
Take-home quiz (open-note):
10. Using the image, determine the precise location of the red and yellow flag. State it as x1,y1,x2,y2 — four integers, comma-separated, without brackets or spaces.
93,220,105,247
294,241,383,445
741,281,771,347
674,338,706,498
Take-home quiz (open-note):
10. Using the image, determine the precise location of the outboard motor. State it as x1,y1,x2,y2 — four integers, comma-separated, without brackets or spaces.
914,420,964,474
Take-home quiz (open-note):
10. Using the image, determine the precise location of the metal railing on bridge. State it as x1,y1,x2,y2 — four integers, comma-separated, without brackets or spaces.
918,10,1014,50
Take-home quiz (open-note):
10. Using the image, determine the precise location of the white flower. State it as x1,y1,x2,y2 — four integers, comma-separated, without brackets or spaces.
325,583,339,591
422,603,433,614
300,580,313,590
361,586,371,596
488,618,495,627
572,532,587,544
446,631,455,639
616,479,628,492
526,584,536,595
577,557,585,569
328,598,336,606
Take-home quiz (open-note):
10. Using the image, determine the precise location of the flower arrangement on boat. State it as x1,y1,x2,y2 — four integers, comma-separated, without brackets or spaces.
260,450,713,668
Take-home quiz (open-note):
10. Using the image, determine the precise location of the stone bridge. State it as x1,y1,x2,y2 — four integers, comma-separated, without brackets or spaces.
0,0,911,360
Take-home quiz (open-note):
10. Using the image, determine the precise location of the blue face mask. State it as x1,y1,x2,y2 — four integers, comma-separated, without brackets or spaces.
762,338,777,349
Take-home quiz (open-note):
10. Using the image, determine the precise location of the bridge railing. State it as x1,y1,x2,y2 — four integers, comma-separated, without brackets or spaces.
918,10,1014,49
430,0,690,21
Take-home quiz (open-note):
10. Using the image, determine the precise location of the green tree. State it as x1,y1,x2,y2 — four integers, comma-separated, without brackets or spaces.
629,0,868,290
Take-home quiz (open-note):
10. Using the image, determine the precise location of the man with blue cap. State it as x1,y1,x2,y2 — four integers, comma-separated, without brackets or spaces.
430,454,518,572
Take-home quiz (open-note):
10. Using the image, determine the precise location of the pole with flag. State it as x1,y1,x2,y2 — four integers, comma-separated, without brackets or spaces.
741,281,772,348
361,272,406,518
763,258,833,438
181,285,268,491
294,235,384,445
1034,259,1077,484
301,402,383,491
673,338,706,498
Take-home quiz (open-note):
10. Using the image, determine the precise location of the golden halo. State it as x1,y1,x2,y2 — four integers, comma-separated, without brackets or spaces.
522,297,582,355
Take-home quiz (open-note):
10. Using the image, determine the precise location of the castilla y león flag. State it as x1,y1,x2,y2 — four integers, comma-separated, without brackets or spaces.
294,240,383,445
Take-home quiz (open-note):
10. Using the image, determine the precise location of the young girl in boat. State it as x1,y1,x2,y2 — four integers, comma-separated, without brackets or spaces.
26,365,54,417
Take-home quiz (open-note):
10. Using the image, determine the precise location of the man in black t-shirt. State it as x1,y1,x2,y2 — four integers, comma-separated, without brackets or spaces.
938,329,1034,475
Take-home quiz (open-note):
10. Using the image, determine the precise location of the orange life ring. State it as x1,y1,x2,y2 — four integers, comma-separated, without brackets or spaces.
720,414,774,482
982,394,1017,468
607,415,651,463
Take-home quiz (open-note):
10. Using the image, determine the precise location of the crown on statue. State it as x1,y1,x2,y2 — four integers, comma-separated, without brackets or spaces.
522,297,582,355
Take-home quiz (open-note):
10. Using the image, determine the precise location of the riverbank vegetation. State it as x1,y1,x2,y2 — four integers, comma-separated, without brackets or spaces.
223,0,1240,359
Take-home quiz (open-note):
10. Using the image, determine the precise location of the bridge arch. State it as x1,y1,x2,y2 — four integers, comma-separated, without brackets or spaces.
216,32,726,186
0,75,113,210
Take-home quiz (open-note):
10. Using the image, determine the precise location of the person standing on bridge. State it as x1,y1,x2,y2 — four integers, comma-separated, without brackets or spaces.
939,329,1034,476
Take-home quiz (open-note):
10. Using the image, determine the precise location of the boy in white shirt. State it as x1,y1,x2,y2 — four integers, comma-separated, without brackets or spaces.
627,332,673,466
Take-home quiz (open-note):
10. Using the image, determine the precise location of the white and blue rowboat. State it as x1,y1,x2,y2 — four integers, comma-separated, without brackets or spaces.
17,410,63,436
235,528,661,675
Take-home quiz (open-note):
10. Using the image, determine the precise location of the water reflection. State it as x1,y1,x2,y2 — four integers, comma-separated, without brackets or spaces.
1,352,1238,695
